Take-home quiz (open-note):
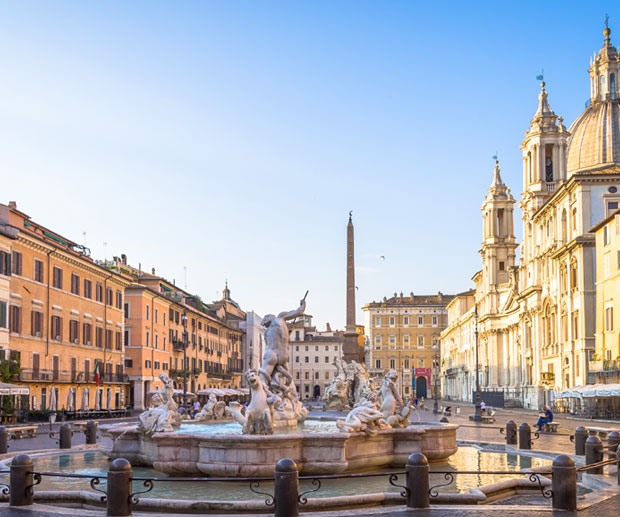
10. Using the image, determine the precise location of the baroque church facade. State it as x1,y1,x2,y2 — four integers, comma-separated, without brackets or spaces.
441,27,620,409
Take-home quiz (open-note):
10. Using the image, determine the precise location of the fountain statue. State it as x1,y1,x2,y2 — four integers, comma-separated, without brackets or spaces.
336,390,389,435
324,357,377,409
194,393,226,421
137,373,182,435
379,369,412,428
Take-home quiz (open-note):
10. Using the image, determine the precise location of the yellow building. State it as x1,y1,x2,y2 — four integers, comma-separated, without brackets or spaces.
590,208,620,382
0,202,132,412
363,292,454,399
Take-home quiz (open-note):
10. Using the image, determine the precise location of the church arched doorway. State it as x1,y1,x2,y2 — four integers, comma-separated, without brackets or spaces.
416,377,428,399
313,385,321,399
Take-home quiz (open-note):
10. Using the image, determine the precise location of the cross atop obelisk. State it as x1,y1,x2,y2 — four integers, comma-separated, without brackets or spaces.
343,211,362,362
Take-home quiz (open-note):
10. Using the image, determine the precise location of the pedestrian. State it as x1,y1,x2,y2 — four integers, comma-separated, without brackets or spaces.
420,397,425,410
535,406,554,431
193,400,201,416
480,400,486,414
413,397,419,407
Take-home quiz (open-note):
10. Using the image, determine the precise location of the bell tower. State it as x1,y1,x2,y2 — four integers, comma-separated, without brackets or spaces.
480,160,517,298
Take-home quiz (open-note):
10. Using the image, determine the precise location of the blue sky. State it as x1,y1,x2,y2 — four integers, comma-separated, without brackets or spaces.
0,2,615,329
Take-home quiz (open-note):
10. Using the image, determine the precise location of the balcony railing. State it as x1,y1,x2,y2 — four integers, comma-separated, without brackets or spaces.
590,360,620,374
172,340,186,352
541,371,555,382
19,369,127,383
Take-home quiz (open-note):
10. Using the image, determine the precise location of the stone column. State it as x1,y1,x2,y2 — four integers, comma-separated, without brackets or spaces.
343,213,361,361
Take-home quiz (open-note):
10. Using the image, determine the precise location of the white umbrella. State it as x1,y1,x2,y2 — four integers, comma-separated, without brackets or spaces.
94,388,101,410
106,388,112,410
81,388,89,410
49,387,57,411
66,387,74,411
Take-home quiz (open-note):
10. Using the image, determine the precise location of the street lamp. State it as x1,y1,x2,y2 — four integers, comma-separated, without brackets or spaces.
432,342,440,414
182,311,188,410
472,304,482,422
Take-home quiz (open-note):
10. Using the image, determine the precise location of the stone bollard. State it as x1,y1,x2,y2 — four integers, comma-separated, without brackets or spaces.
274,458,299,517
59,423,72,449
505,420,517,445
552,454,577,511
585,435,603,474
107,458,133,516
607,430,620,452
406,453,430,509
518,422,532,450
439,416,449,423
0,426,9,454
10,454,34,506
85,421,98,445
571,426,587,455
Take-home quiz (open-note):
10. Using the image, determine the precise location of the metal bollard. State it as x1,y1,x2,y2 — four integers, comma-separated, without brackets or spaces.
607,430,620,451
552,454,576,511
59,423,72,449
585,435,603,474
571,426,587,455
10,454,34,506
107,458,133,516
274,458,299,517
85,421,98,445
406,452,430,509
0,426,9,454
518,422,532,450
505,420,517,445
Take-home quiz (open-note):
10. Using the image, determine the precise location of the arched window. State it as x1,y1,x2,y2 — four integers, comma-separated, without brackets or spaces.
601,75,606,96
570,259,578,290
611,73,616,100
561,209,567,242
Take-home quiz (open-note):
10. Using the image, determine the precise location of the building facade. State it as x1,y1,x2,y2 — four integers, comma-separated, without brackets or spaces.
0,202,132,412
363,292,453,399
590,208,620,382
288,315,343,400
441,27,620,408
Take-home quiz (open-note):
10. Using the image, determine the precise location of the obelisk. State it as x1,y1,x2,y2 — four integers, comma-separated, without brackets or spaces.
343,211,361,362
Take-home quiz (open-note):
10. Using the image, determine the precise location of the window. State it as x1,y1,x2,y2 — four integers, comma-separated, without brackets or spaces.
295,330,300,340
69,320,79,343
295,356,299,363
417,335,424,347
603,225,610,246
116,291,122,309
325,356,329,363
115,331,122,350
146,332,150,347
390,358,395,369
0,251,10,276
96,327,103,347
375,359,381,369
154,361,160,370
83,323,92,345
304,356,309,363
572,311,579,340
374,335,382,348
315,345,319,351
146,304,150,321
34,259,43,282
163,311,166,326
124,358,133,368
155,334,159,349
325,371,330,380
432,316,438,326
374,316,381,327
389,316,395,327
304,371,309,380
106,288,113,306
84,279,92,299
106,329,113,349
30,310,43,336
605,306,614,332
11,251,22,275
607,201,619,217
52,266,63,289
419,358,425,367
325,345,329,351
404,358,410,369
404,335,410,347
0,301,6,329
124,302,130,319
145,360,151,369
314,356,319,363
418,316,423,326
51,315,62,340
389,335,396,348
71,273,80,295
9,306,21,333
96,283,103,302
404,316,409,327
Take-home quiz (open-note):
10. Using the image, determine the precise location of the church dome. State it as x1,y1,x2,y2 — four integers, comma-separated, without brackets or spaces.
567,26,620,174
567,100,620,173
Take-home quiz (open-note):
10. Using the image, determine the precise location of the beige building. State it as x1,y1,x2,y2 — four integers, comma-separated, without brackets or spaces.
288,315,343,400
590,208,620,382
441,27,620,409
363,292,453,399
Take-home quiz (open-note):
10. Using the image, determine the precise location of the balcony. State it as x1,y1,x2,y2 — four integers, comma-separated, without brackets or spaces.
172,340,186,352
589,360,620,374
19,369,127,383
541,371,555,383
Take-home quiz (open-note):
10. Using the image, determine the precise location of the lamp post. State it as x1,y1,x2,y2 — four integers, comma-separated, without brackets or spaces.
473,304,482,422
182,311,188,410
432,342,440,415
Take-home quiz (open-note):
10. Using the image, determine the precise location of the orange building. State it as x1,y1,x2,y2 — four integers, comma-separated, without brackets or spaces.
0,202,132,412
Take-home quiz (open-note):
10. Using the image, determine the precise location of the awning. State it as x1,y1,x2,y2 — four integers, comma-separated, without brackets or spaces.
197,388,244,397
556,384,620,399
0,383,30,396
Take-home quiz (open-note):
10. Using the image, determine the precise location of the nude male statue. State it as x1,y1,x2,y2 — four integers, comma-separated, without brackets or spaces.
259,296,307,391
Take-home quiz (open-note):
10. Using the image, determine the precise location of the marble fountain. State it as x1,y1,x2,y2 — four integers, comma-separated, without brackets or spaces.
103,299,458,477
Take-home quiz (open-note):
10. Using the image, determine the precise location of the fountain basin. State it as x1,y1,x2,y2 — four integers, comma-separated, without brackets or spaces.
102,421,458,477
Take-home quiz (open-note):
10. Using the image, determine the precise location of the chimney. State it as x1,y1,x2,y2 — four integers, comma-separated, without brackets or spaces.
326,322,332,332
8,201,16,209
121,254,127,265
152,268,156,275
